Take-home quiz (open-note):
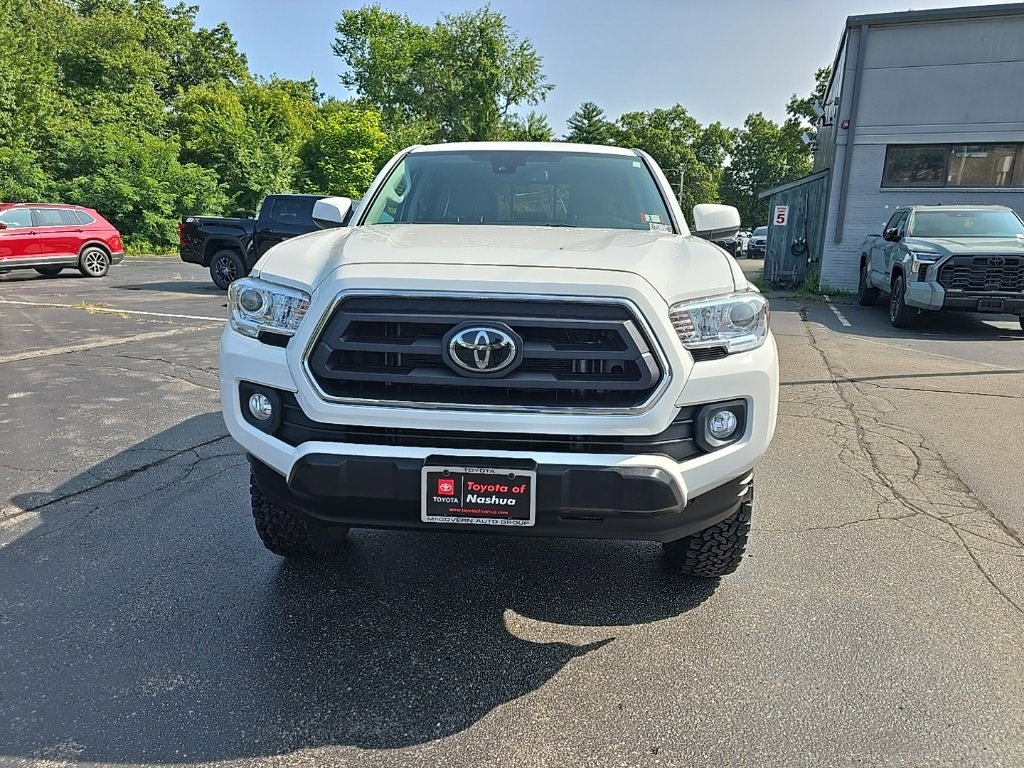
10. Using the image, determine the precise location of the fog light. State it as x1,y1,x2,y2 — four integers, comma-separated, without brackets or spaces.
708,409,738,440
248,393,273,421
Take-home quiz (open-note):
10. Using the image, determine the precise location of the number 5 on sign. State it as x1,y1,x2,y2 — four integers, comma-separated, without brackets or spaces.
774,205,789,226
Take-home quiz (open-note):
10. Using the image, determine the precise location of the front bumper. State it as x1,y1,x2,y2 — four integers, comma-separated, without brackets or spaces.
905,275,1024,314
942,294,1024,314
250,453,753,543
220,276,779,543
110,250,125,265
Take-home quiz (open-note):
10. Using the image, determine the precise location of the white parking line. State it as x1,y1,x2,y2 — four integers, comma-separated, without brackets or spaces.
822,296,852,328
0,297,225,323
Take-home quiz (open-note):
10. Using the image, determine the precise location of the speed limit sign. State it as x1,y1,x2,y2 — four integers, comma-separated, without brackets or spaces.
774,205,789,226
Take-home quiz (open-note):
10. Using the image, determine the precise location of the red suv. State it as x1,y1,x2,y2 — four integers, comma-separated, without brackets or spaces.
0,203,124,278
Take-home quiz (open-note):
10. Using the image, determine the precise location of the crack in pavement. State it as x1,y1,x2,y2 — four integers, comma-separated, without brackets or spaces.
0,433,233,522
14,455,248,544
861,381,1023,401
110,352,218,376
794,309,1024,617
60,360,218,392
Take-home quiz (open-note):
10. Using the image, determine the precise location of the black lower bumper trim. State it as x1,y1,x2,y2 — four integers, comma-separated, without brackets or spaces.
250,454,752,543
941,294,1024,313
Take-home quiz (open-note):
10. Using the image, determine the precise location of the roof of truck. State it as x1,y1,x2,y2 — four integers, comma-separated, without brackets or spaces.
409,142,637,156
897,204,1015,210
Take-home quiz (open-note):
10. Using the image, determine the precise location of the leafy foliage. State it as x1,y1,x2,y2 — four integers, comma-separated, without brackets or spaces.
502,112,555,142
334,5,552,142
613,106,732,218
0,0,391,250
786,66,832,137
720,113,812,227
565,102,615,145
298,102,391,198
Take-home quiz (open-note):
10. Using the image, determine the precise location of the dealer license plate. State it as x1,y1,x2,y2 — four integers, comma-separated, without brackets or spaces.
421,465,536,527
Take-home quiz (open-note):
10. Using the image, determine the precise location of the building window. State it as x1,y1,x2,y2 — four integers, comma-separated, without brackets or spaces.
882,143,1024,188
882,146,947,187
947,145,1017,187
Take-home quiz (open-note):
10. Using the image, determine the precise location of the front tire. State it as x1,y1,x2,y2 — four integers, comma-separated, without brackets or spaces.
78,246,110,278
250,470,349,558
210,249,245,290
662,497,752,578
35,267,63,277
889,273,915,328
857,262,879,306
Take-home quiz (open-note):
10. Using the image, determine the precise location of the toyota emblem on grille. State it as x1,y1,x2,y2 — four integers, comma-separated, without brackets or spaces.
444,324,521,376
988,256,1006,267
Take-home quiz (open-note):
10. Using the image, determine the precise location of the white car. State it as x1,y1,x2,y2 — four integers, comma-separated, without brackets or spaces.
219,142,779,578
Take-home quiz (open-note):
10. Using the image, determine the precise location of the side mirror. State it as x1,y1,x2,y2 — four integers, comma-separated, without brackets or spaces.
312,196,353,229
0,222,7,231
883,227,901,242
692,204,741,240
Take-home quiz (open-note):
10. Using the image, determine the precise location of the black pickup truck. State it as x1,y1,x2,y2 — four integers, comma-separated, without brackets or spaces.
179,194,335,289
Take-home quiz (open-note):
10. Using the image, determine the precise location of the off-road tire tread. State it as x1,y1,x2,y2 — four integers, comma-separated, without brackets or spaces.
249,472,348,558
889,274,915,328
857,263,879,306
663,499,752,577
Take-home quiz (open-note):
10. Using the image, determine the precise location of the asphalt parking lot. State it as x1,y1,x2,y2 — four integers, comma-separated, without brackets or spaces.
1,258,1023,767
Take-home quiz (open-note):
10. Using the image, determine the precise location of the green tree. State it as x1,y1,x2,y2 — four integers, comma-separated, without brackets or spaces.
614,106,729,216
176,78,318,210
720,113,812,227
333,4,552,142
786,65,832,134
0,145,52,201
502,111,555,142
564,101,614,145
58,129,226,249
298,102,390,197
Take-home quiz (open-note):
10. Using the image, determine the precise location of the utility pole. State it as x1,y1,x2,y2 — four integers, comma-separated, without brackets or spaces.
676,164,685,207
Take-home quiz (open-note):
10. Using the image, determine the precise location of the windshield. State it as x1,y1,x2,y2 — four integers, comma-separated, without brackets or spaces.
909,209,1024,238
361,150,674,232
752,227,768,237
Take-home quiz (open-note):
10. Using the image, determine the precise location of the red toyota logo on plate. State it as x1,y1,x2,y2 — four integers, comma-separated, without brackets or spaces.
437,478,456,495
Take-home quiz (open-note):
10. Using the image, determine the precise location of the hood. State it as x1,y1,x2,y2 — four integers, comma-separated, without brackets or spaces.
254,224,739,302
903,235,1024,255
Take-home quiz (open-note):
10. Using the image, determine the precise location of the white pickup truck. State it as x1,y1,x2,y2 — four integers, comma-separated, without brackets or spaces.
219,142,779,579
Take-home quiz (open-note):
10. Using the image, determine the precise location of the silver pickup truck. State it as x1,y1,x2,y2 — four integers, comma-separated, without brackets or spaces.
857,204,1024,329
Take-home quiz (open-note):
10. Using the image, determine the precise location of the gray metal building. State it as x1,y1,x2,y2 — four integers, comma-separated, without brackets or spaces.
761,3,1024,291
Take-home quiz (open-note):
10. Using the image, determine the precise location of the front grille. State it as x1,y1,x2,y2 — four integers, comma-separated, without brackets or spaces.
275,393,701,461
939,256,1024,293
306,296,665,409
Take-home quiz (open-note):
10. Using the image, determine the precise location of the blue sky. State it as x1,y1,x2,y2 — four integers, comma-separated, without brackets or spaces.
189,0,1013,132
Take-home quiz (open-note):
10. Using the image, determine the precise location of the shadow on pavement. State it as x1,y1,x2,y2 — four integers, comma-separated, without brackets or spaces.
0,414,716,763
822,297,1023,343
0,270,87,283
782,367,1024,387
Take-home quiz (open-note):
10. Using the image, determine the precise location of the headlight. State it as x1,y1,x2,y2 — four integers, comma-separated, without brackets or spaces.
669,292,769,354
227,278,310,339
910,251,941,271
